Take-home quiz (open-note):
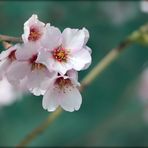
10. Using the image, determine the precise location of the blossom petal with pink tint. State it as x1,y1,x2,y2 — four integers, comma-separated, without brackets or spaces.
6,61,30,86
0,45,16,60
62,28,86,51
59,84,82,112
36,49,52,70
41,24,61,51
0,59,11,80
82,27,90,45
85,46,92,54
51,62,72,76
42,70,82,112
69,48,92,71
22,14,45,43
42,82,59,112
27,68,55,96
67,69,78,81
15,43,38,61
82,46,92,70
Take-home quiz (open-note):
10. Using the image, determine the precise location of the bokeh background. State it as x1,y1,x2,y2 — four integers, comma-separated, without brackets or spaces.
0,1,148,147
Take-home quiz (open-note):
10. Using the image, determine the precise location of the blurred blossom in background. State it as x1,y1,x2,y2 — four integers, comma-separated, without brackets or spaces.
138,68,148,123
99,2,138,26
0,77,20,107
1,1,148,147
141,0,148,13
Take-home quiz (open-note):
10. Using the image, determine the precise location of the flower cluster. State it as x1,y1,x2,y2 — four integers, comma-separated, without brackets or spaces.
0,14,92,112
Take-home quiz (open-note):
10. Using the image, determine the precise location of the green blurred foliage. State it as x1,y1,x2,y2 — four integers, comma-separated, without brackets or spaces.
0,1,148,147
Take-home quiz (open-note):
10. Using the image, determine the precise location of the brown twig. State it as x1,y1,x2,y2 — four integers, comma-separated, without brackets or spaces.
15,23,148,147
0,35,22,43
16,39,132,147
2,41,13,49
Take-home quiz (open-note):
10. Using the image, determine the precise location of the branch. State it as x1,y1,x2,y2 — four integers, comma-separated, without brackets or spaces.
16,37,132,147
16,108,62,147
80,39,131,91
16,23,148,147
0,35,22,43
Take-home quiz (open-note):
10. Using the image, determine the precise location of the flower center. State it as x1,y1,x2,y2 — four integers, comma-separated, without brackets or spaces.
55,77,72,91
28,27,41,41
53,46,68,62
8,50,16,61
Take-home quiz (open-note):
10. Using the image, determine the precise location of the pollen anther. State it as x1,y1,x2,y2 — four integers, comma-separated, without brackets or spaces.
28,27,41,41
53,46,68,62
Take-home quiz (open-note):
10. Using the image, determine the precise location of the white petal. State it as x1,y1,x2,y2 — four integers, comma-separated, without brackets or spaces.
82,27,89,45
0,59,11,79
15,43,38,61
0,45,17,60
59,85,82,112
69,48,92,71
27,68,54,96
62,28,85,52
42,82,59,112
0,59,10,72
82,46,92,70
51,62,71,75
6,61,30,86
22,14,45,43
67,69,78,81
41,25,61,51
36,50,51,70
18,77,28,92
85,46,92,54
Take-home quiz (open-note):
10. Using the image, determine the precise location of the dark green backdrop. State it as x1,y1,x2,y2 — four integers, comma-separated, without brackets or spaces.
0,1,148,147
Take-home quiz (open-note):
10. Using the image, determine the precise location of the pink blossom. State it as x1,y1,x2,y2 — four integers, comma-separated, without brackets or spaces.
22,14,45,43
0,14,92,112
6,43,56,96
42,70,82,112
37,25,92,75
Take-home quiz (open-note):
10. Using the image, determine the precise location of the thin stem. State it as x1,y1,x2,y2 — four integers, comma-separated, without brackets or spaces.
16,39,132,147
2,41,13,49
16,108,62,147
16,23,148,147
81,39,130,91
0,35,22,43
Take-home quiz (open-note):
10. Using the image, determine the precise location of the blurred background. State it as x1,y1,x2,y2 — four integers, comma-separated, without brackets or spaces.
0,1,148,147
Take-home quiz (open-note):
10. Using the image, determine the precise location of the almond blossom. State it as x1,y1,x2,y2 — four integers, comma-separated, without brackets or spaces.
37,25,92,75
6,43,56,96
0,14,92,112
22,14,45,43
42,70,82,112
